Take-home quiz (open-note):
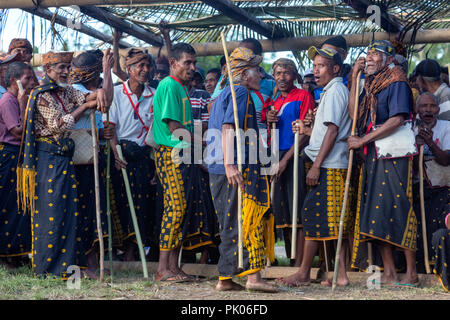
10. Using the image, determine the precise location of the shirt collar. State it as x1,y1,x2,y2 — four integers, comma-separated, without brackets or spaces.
124,80,152,101
322,77,343,92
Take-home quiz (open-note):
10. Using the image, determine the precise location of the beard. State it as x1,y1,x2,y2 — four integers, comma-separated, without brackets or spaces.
56,82,69,88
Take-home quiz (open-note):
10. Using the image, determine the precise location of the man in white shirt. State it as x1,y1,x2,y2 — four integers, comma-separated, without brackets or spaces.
103,49,157,261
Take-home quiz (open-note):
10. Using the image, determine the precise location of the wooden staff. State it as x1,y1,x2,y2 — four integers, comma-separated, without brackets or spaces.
291,131,300,259
419,144,431,274
105,113,114,281
332,70,362,290
90,110,105,282
220,32,244,269
270,106,277,205
116,145,149,278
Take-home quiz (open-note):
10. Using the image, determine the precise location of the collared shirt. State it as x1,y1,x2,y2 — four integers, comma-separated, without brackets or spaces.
0,91,22,145
103,80,155,147
434,82,450,121
35,86,86,141
304,77,351,169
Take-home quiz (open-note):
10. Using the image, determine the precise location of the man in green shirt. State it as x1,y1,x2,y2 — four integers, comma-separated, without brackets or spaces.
153,43,208,282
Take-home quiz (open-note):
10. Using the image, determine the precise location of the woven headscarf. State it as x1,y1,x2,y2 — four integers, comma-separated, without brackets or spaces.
8,38,33,54
42,51,74,66
125,48,152,67
219,47,262,89
272,58,301,82
70,49,103,84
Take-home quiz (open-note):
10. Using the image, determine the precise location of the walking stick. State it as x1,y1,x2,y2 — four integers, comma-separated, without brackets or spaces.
105,113,114,282
291,132,300,259
332,70,362,290
221,32,244,269
90,110,105,282
270,106,277,204
116,145,149,278
419,144,431,274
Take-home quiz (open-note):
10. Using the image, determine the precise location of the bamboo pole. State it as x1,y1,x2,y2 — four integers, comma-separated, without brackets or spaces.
105,113,114,282
291,132,300,259
419,145,431,274
115,144,149,278
270,106,277,208
90,110,105,282
220,32,244,269
332,70,362,291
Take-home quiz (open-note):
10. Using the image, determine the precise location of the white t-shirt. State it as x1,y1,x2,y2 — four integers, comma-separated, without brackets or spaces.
414,119,450,157
103,80,155,147
304,77,351,169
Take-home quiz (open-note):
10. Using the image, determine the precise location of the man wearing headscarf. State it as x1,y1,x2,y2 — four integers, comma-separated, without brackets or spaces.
70,49,114,278
17,51,111,279
261,58,315,267
8,38,33,64
102,48,157,262
348,40,418,286
206,47,277,293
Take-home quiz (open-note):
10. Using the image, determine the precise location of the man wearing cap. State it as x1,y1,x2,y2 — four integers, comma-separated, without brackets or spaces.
16,51,110,279
416,58,450,121
0,53,25,99
206,47,276,292
70,49,114,277
0,61,37,268
348,40,418,286
8,38,33,64
103,48,157,262
277,46,353,287
261,58,315,266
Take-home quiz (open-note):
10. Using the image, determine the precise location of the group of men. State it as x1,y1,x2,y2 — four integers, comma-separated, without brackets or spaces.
0,32,448,293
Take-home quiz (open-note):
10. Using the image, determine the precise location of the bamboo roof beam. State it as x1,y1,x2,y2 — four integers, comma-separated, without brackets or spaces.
22,7,132,48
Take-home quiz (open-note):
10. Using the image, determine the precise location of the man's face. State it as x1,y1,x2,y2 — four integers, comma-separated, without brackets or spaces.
11,47,32,63
365,50,388,76
191,73,204,90
418,94,439,126
170,52,196,83
47,62,71,85
302,75,315,91
313,55,336,88
128,59,151,84
273,66,295,95
154,69,169,81
242,66,262,91
205,72,219,94
20,68,38,93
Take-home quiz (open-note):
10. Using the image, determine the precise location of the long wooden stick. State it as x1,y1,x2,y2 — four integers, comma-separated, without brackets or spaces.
105,113,114,282
332,70,362,291
419,145,431,274
90,110,105,282
270,106,277,205
291,132,300,259
220,32,244,269
115,145,149,278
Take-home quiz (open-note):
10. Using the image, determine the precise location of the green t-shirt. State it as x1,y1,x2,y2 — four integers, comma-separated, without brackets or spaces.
152,76,194,148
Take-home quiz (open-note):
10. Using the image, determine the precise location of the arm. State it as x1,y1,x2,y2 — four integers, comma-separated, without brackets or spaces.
101,48,114,110
167,119,203,146
348,57,365,121
112,29,128,82
222,123,243,188
159,21,172,56
307,124,338,186
417,126,450,166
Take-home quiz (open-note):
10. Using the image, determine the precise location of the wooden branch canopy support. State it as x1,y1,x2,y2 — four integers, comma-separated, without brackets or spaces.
30,28,450,66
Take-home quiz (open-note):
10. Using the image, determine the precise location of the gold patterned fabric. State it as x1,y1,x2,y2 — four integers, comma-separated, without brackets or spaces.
219,47,262,89
42,51,74,66
8,38,32,54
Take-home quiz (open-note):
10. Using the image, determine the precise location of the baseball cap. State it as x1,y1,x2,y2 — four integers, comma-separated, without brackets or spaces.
307,46,343,66
321,35,348,52
368,40,396,56
416,59,442,78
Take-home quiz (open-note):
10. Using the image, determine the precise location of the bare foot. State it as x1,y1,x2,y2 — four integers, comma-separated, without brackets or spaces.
320,278,349,287
246,281,278,293
397,274,419,286
82,269,99,280
380,273,398,285
276,272,310,287
216,279,245,291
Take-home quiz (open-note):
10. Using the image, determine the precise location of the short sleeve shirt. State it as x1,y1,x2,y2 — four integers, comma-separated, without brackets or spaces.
206,85,249,174
102,81,155,147
414,119,450,158
0,91,21,145
304,77,351,169
152,76,194,148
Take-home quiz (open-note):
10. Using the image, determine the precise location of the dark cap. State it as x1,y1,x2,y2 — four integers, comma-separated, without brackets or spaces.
368,40,396,56
308,46,343,66
416,59,442,78
321,35,348,52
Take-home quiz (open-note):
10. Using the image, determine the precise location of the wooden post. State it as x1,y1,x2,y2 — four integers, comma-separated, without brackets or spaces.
90,110,105,282
419,145,431,274
220,32,244,269
115,145,149,278
332,70,362,290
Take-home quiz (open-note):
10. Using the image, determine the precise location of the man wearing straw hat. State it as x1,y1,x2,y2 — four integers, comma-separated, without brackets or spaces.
262,58,315,266
277,46,353,287
206,47,277,293
348,40,418,287
16,51,110,279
